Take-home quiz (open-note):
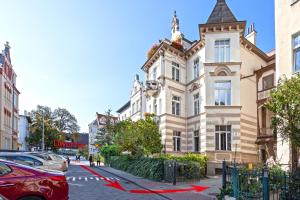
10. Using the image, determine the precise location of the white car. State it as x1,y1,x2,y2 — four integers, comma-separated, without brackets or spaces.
26,152,68,171
0,152,63,171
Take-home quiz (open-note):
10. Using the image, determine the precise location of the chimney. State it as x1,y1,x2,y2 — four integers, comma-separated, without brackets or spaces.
245,23,257,45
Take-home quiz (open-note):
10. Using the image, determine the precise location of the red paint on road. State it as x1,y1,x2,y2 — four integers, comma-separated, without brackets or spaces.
79,165,209,195
129,185,209,194
80,165,126,191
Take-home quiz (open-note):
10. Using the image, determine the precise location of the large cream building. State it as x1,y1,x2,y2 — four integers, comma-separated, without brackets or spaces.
118,0,275,174
0,42,20,150
275,0,300,169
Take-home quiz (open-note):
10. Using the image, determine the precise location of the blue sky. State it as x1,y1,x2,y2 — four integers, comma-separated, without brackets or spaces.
0,0,274,132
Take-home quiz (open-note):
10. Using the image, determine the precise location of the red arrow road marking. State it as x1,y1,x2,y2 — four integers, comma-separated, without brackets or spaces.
129,185,209,194
80,165,209,194
80,165,126,191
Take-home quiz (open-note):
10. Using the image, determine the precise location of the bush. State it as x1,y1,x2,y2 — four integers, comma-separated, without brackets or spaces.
100,144,121,163
109,155,164,181
159,153,208,176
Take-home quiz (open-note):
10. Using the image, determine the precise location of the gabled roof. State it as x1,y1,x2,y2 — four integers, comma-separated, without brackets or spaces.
116,101,131,113
207,0,237,24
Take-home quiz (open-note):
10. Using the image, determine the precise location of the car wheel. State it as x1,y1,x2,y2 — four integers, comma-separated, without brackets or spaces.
18,196,44,200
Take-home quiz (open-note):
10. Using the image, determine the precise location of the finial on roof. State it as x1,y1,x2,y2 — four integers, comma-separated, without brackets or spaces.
174,10,177,18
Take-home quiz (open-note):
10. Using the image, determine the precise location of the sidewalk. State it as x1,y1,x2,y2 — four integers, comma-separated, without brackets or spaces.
97,165,220,200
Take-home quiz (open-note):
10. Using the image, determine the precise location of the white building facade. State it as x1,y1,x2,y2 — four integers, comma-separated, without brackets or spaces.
88,112,118,155
17,113,32,151
141,0,273,174
117,75,146,122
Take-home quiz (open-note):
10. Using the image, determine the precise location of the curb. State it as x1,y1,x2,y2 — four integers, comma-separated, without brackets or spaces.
94,166,172,200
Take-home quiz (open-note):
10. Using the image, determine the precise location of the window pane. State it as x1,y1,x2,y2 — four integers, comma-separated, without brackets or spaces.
227,132,231,151
177,138,181,151
215,90,219,105
172,67,175,80
226,89,231,105
215,133,219,150
295,49,300,72
221,133,226,150
173,137,176,151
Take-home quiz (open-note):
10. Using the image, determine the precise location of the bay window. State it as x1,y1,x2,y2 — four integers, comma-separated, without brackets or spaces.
215,81,231,106
215,125,231,151
215,39,230,62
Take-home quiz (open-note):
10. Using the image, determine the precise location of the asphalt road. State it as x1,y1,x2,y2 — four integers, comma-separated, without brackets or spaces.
66,164,167,200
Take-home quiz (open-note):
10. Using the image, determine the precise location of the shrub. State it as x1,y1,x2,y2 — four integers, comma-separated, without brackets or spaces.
109,155,164,181
100,144,121,163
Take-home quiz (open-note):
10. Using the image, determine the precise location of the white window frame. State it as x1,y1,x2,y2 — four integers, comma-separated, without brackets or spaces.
194,130,200,152
293,34,300,73
214,81,231,106
193,58,199,79
153,67,157,80
215,125,231,151
172,95,180,116
173,131,181,152
172,62,180,82
193,93,200,115
215,39,230,63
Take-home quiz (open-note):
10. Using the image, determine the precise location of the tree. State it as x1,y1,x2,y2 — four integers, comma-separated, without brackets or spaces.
26,105,60,150
53,108,80,133
95,109,115,146
266,74,300,170
26,105,80,151
113,116,162,156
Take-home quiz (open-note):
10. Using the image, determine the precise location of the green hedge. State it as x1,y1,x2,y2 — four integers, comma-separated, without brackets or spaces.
109,155,164,181
108,153,208,181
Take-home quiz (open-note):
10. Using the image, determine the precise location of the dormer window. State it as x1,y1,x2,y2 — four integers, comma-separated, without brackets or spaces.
215,39,230,63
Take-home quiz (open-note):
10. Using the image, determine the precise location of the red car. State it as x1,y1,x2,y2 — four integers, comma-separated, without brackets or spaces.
0,160,68,200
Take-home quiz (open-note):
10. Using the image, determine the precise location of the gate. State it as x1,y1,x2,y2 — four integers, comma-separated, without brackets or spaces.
163,160,202,185
222,161,300,200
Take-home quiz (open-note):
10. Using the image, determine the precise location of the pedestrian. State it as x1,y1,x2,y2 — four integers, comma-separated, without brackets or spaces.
96,153,101,167
89,155,93,167
67,156,70,165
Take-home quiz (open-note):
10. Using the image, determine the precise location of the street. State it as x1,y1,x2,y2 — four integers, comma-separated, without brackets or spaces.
67,163,167,200
67,161,214,200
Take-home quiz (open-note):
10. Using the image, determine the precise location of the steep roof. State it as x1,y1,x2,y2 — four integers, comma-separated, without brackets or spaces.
116,101,131,113
207,0,237,24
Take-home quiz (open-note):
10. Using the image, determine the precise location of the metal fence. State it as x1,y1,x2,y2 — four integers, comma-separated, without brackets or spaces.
163,160,203,185
222,161,300,200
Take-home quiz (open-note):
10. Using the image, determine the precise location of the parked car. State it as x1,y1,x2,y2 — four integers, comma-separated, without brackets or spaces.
0,153,64,172
0,160,68,200
26,152,68,171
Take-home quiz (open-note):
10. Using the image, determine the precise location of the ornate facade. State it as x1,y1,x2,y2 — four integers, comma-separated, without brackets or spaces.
0,42,20,150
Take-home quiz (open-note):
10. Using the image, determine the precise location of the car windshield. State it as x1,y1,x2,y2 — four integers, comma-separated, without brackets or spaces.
30,153,51,161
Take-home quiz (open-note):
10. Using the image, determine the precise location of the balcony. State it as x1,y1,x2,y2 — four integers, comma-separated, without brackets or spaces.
257,88,273,101
256,128,275,144
145,80,159,96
